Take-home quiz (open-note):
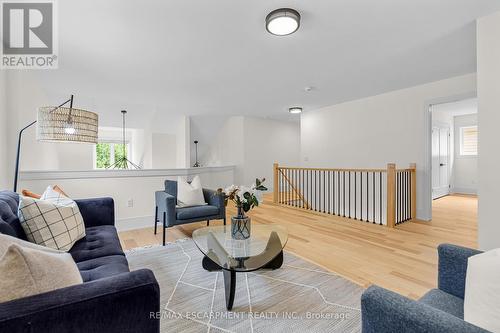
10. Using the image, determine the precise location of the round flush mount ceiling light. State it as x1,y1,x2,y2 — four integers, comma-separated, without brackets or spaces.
289,107,302,114
266,8,301,36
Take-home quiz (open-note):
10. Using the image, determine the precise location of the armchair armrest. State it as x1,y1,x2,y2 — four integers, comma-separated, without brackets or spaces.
361,285,488,333
75,197,115,228
438,244,482,299
0,269,160,333
155,191,176,227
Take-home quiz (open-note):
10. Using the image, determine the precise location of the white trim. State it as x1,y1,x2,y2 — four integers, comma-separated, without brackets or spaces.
424,91,476,221
451,187,478,195
115,215,154,232
19,166,235,181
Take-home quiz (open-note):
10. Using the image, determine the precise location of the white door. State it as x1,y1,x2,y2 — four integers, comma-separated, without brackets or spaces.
432,126,450,199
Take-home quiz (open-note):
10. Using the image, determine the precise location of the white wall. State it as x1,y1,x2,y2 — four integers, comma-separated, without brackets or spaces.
301,73,476,220
242,117,300,188
176,116,191,168
0,72,8,189
190,116,300,189
18,167,234,231
151,133,177,168
477,11,500,250
453,114,478,194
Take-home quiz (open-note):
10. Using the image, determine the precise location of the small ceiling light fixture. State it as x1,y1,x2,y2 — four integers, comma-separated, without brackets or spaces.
289,107,302,114
266,8,300,36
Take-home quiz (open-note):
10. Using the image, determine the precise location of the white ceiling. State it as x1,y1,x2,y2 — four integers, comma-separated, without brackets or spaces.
29,0,500,123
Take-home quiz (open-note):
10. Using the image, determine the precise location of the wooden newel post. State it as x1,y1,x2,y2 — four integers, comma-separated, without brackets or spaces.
273,163,279,204
386,163,396,228
409,163,416,220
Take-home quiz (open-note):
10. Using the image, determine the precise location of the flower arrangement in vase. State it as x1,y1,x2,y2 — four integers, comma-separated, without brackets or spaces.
217,178,267,239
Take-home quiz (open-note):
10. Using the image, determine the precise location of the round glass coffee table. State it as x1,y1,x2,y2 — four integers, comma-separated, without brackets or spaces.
192,225,288,310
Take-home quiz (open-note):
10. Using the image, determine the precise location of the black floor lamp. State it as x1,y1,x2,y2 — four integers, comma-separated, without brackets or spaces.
13,95,99,192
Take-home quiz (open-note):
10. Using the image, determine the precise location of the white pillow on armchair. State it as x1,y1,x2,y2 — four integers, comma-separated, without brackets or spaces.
177,175,207,208
464,248,500,332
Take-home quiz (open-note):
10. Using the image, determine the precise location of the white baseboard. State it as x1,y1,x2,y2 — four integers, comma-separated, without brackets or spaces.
416,208,431,221
451,187,477,195
116,215,154,232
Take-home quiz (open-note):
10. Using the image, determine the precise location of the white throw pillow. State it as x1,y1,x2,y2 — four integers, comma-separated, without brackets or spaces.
177,175,207,208
0,234,82,303
17,186,86,251
464,248,500,332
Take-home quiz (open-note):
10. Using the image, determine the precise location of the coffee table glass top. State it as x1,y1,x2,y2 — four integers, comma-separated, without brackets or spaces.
192,225,288,272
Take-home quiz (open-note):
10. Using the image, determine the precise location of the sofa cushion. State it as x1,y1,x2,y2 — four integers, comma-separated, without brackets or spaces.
176,205,219,220
420,288,464,319
0,191,27,240
77,255,129,282
70,225,124,263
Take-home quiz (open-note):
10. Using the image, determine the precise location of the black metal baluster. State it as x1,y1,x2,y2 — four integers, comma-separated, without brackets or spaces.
380,172,383,225
349,171,358,220
409,171,412,219
343,171,346,217
300,169,303,209
293,169,297,207
397,172,400,223
405,171,408,221
323,170,326,213
398,172,401,223
372,172,375,223
286,169,289,205
333,171,336,215
403,171,406,220
328,170,331,214
338,171,340,216
349,170,356,219
366,172,369,223
309,170,312,210
360,171,363,221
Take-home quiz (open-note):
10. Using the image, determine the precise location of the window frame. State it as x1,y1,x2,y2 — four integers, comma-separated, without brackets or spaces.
93,140,131,169
459,125,478,157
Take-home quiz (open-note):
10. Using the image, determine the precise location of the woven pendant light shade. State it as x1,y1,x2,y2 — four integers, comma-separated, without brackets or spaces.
37,106,98,143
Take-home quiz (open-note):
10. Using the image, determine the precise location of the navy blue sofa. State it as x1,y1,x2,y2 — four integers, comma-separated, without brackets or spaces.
0,190,160,333
155,180,226,245
361,243,489,333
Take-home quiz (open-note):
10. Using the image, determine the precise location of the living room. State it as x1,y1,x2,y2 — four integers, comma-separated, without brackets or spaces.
1,1,500,332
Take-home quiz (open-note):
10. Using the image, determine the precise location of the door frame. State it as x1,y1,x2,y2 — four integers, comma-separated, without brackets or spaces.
431,122,451,199
423,92,476,221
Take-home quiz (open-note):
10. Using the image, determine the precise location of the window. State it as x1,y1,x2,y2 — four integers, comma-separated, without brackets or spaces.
459,126,478,156
94,142,130,169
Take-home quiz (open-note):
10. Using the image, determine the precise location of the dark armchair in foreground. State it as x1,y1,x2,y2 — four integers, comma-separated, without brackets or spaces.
0,190,160,333
155,180,226,246
361,244,489,333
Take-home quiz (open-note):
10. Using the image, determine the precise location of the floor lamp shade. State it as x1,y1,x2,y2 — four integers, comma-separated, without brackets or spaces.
37,106,99,143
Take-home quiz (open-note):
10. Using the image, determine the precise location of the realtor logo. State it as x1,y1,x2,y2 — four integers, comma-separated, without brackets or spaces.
1,0,58,69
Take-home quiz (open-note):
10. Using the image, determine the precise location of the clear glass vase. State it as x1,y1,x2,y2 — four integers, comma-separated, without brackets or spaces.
231,205,251,240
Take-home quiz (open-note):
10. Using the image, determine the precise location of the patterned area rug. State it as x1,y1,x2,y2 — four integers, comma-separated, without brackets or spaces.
126,239,363,333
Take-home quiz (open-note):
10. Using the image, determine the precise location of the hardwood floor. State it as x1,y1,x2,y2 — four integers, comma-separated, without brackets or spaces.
119,194,477,299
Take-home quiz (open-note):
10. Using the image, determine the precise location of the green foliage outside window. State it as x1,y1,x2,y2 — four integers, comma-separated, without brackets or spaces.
95,142,129,169
96,143,111,169
114,144,127,163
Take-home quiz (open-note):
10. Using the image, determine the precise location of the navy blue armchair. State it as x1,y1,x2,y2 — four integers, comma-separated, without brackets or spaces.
155,180,226,246
0,190,160,333
361,244,489,333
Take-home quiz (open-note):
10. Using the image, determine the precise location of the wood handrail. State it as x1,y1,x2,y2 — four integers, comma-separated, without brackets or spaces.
278,167,387,173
